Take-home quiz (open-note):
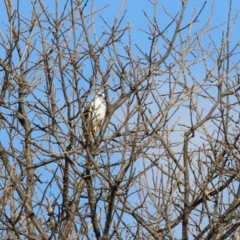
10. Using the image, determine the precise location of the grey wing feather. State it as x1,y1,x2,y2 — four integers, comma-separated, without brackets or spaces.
82,106,92,134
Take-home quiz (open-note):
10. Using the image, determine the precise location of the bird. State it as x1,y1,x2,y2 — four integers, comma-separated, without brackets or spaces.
82,92,106,137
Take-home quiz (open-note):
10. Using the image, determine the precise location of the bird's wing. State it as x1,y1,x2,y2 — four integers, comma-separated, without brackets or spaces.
82,105,92,132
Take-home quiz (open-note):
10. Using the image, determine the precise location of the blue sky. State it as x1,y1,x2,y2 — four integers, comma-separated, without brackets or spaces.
0,0,240,239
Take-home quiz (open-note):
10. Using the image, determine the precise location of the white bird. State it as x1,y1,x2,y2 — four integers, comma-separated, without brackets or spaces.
82,92,106,137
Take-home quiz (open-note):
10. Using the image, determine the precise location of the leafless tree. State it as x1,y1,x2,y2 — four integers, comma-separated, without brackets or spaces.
0,0,240,239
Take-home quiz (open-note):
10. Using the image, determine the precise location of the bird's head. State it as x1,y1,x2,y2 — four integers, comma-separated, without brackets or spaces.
97,92,105,99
